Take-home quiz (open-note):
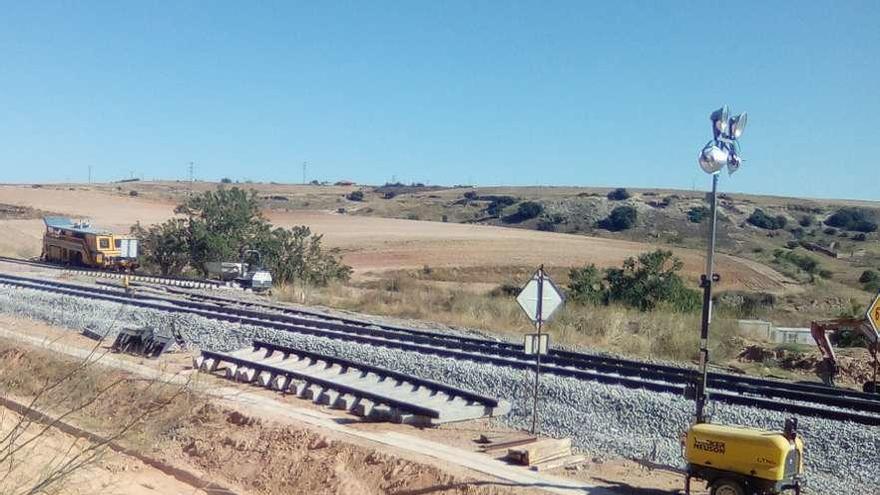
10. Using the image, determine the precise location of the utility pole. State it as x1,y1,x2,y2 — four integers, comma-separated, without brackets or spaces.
88,165,92,184
188,161,195,196
302,161,308,184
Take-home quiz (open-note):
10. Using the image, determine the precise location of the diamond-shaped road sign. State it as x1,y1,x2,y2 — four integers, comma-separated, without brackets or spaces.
516,274,565,323
867,293,880,333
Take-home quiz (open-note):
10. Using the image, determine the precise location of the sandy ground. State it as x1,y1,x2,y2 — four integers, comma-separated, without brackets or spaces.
0,312,704,495
0,185,789,292
0,404,209,495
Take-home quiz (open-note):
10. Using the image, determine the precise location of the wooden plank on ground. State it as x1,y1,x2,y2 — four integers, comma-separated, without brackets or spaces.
480,436,538,452
530,454,586,472
507,437,571,465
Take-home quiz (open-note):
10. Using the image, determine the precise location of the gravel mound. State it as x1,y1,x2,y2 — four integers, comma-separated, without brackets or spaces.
0,285,876,494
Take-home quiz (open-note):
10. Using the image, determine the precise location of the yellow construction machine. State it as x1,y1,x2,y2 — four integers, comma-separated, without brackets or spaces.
684,420,804,495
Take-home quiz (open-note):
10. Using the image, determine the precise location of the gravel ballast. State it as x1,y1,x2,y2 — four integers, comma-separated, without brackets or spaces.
0,285,877,494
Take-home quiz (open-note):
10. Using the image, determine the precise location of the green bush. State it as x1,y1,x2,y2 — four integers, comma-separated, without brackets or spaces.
798,215,813,227
604,250,700,312
503,201,544,223
568,250,700,312
687,206,709,223
773,249,821,282
346,190,365,201
598,206,637,231
567,264,606,305
607,188,631,201
480,195,518,216
825,208,878,233
747,209,787,230
133,186,351,285
220,177,233,184
517,201,544,220
860,270,880,292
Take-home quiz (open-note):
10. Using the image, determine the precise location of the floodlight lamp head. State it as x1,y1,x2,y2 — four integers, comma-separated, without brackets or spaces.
729,112,748,140
699,141,727,175
727,153,742,175
710,106,729,138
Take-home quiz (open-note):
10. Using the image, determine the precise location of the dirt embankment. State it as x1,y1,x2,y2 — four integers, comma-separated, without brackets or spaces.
0,337,537,495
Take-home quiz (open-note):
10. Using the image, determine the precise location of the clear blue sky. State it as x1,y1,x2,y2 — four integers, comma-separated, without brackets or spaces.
1,2,877,200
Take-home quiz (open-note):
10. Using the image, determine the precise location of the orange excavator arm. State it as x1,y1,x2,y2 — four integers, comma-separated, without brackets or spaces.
810,318,879,388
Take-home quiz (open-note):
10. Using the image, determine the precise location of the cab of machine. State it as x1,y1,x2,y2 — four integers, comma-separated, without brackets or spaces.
686,423,804,482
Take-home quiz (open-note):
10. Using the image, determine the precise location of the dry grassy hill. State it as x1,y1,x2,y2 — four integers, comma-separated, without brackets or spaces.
1,180,878,327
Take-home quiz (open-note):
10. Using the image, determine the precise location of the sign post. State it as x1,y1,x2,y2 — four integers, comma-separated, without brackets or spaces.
516,265,564,434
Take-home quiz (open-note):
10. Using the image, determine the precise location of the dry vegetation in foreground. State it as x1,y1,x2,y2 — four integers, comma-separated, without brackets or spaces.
273,275,743,365
0,338,535,495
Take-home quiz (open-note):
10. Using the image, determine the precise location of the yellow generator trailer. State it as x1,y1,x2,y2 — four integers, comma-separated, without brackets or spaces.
685,420,804,495
41,217,139,271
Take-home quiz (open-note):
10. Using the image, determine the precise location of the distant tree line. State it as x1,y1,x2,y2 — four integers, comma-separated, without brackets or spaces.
131,187,351,285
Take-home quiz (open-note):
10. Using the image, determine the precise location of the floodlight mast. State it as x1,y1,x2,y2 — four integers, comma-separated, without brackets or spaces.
693,106,747,424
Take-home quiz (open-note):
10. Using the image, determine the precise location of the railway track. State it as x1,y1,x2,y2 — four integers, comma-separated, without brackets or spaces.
1,270,879,426
0,256,231,290
174,288,880,403
196,340,509,425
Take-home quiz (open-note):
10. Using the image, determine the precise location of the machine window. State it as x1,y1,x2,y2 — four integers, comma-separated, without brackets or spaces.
115,239,122,248
99,238,110,249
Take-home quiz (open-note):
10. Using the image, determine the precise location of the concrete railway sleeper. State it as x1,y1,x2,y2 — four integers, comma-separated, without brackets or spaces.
1,272,880,425
194,341,510,425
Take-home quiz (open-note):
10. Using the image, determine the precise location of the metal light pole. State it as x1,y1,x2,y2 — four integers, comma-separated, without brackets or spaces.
693,106,747,423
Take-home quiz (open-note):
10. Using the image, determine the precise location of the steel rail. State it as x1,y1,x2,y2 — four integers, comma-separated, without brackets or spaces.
251,340,501,408
199,349,441,418
1,272,879,425
0,255,226,289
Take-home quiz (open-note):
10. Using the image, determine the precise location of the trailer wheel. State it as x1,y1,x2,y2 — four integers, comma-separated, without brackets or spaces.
863,381,878,394
710,479,747,495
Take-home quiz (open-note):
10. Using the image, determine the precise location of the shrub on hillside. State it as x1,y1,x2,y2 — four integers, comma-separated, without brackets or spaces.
485,195,518,216
687,206,709,223
607,188,631,201
568,250,700,312
598,206,637,231
604,250,700,312
346,190,365,201
825,207,878,233
799,215,813,227
503,201,544,223
747,209,787,230
220,177,233,184
860,270,880,292
568,264,606,305
773,249,821,282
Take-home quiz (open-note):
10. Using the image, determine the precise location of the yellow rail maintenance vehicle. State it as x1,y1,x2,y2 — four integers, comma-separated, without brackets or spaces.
41,216,139,271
